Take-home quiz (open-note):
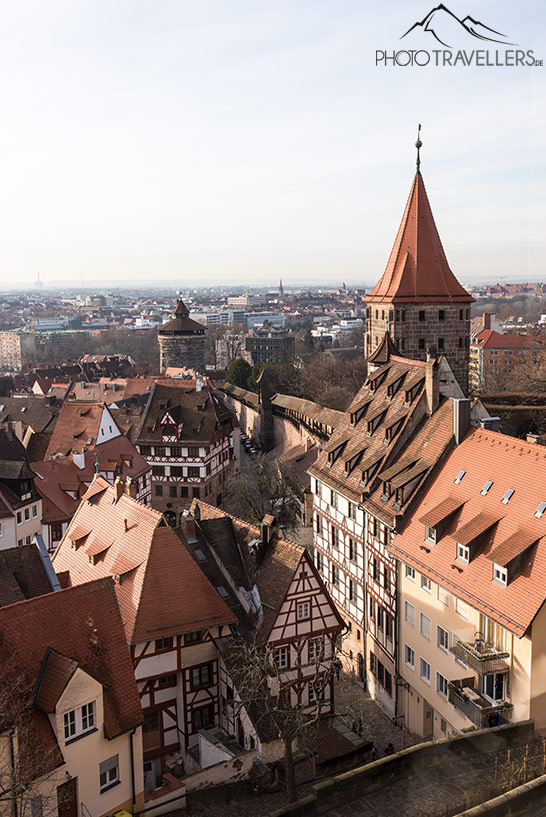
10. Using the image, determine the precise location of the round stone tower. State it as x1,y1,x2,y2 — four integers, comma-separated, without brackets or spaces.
158,300,206,374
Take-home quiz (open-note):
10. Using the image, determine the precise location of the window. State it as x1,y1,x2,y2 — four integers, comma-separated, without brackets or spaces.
63,701,96,742
155,637,173,652
493,563,507,586
419,613,431,640
297,601,310,621
437,626,449,652
404,600,415,627
308,681,323,705
188,447,199,457
274,647,289,669
479,614,506,652
193,487,200,498
501,489,515,505
439,310,445,321
348,501,356,520
331,490,338,508
331,526,339,548
309,638,323,663
171,466,183,478
171,447,181,457
369,596,375,621
420,574,431,593
373,557,380,582
152,465,164,476
99,755,119,793
16,511,22,525
169,486,177,497
383,567,390,589
483,672,505,702
418,338,425,350
316,551,323,572
377,605,384,630
437,585,450,606
456,543,469,564
404,644,415,669
143,711,159,734
191,664,212,690
436,673,449,699
349,538,357,561
332,565,339,586
455,597,469,619
140,445,151,455
425,525,436,544
372,517,379,537
386,615,393,639
405,564,416,581
188,467,200,478
419,310,426,322
420,658,431,684
193,705,213,731
158,674,177,688
349,580,356,602
180,486,189,498
32,504,38,518
184,630,202,646
154,485,163,497
315,514,323,535
24,508,30,521
51,523,63,542
438,338,444,351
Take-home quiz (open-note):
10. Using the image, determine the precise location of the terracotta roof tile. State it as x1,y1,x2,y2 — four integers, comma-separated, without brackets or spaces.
419,496,465,527
0,544,55,607
33,649,78,712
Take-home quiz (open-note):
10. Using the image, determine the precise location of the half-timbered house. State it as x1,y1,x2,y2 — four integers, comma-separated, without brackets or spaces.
51,478,236,787
309,340,466,716
135,382,235,524
184,502,345,762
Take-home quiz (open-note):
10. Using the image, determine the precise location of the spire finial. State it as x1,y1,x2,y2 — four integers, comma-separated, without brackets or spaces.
415,124,423,174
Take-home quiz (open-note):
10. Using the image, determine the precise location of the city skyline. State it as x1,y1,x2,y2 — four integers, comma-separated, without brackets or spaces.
1,0,544,288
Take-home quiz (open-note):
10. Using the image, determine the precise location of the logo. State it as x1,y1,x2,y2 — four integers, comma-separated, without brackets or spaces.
376,4,542,67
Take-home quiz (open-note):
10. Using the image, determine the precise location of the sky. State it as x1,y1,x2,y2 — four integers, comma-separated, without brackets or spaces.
0,0,544,289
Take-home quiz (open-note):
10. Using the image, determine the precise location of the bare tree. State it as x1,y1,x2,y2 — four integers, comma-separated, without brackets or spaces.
224,632,343,803
0,662,61,817
224,453,301,531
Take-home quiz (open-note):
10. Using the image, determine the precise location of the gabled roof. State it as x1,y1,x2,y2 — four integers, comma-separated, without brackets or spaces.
136,383,234,444
389,427,546,637
0,577,142,740
367,172,473,304
471,329,540,350
367,331,402,366
0,544,56,607
33,648,78,712
52,478,235,643
44,402,120,458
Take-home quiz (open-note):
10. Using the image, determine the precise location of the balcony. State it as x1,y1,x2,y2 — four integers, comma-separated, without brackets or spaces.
450,638,509,675
448,683,512,729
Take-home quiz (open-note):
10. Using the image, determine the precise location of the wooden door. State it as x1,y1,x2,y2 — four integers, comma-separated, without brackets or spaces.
57,777,78,817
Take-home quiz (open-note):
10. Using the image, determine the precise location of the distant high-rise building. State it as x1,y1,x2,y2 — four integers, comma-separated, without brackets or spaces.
365,134,473,392
157,300,206,374
279,278,284,297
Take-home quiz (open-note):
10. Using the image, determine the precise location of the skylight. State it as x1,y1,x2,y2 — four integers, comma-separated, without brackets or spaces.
501,489,515,505
217,585,229,598
535,501,546,519
195,549,206,562
454,470,466,485
481,480,493,496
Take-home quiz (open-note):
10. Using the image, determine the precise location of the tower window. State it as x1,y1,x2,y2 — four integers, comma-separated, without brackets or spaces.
459,309,464,320
375,310,379,320
402,310,406,322
395,311,399,322
401,339,405,350
438,338,444,350
466,309,470,320
418,338,425,350
382,310,385,320
458,337,463,348
419,310,426,322
439,310,445,321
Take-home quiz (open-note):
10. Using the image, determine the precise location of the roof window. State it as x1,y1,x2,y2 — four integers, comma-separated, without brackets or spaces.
481,480,493,496
493,563,507,586
501,489,514,505
195,549,206,562
535,501,546,519
454,470,466,485
217,585,229,598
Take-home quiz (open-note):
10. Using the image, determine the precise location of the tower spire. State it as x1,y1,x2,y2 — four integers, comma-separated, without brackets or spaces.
415,124,422,174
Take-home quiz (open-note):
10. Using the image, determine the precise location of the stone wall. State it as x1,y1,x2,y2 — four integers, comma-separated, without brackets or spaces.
158,334,206,374
453,774,546,817
269,721,535,817
365,303,470,393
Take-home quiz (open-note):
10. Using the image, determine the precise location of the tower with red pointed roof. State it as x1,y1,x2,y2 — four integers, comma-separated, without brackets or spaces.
365,130,473,392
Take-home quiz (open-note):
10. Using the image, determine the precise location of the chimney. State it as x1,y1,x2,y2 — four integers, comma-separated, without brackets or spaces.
193,502,201,522
124,518,129,532
182,511,197,543
125,476,137,499
72,450,86,470
425,355,440,415
453,399,471,445
526,433,540,445
483,313,491,330
260,514,276,546
114,476,124,502
479,417,500,433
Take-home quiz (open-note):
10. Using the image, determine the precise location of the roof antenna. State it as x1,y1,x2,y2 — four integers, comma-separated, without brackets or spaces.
415,124,422,174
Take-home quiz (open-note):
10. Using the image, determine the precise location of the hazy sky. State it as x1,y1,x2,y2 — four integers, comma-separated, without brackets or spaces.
0,0,544,288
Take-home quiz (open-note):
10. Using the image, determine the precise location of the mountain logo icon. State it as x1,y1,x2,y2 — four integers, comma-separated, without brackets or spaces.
401,4,517,48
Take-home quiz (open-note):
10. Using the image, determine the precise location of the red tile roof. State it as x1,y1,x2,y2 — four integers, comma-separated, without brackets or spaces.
33,649,78,712
367,173,473,304
471,329,541,350
0,577,142,741
52,478,235,643
44,402,120,458
389,427,546,637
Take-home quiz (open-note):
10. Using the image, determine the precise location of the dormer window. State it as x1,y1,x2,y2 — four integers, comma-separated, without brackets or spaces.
456,543,469,564
64,701,96,743
425,526,436,545
493,563,507,586
162,424,177,440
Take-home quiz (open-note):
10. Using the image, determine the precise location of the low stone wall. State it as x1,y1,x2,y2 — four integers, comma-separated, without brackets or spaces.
183,748,258,792
453,773,546,817
269,721,534,817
